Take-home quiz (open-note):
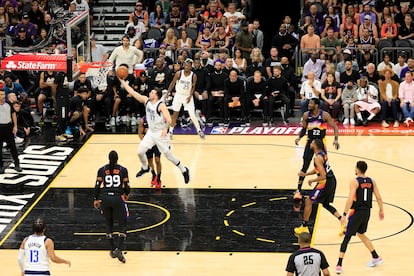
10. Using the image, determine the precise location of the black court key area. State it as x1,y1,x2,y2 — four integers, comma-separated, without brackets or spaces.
3,188,318,253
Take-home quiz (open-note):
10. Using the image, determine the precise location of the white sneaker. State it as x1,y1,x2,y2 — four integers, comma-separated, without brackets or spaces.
109,117,116,126
55,134,67,142
343,118,349,125
381,120,389,128
393,120,399,128
130,117,137,126
367,112,376,121
14,136,24,144
404,118,412,127
350,118,355,125
367,257,383,267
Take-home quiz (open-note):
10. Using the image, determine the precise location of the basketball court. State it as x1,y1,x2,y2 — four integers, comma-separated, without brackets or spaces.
0,130,413,275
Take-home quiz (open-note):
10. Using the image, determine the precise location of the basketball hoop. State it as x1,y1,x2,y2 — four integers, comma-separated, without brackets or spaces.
80,61,113,92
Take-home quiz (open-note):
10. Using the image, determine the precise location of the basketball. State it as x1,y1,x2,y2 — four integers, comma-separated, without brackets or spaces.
116,66,129,80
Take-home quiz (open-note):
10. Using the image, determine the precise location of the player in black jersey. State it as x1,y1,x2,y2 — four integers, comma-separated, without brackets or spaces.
286,232,330,276
294,98,339,211
94,150,130,263
335,160,384,274
138,115,162,189
294,139,342,235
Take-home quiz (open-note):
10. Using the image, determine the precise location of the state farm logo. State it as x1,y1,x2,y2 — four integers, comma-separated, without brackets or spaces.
5,61,17,69
5,60,57,70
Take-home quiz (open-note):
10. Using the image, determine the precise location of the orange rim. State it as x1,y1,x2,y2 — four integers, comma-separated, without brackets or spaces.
80,61,113,73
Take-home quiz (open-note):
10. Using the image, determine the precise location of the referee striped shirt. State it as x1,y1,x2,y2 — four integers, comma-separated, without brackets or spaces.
286,247,329,275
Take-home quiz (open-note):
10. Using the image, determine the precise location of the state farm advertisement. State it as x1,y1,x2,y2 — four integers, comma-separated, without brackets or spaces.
0,53,67,72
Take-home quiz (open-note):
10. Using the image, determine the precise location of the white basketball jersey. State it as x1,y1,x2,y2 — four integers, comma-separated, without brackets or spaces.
175,70,193,96
145,99,165,132
24,235,49,272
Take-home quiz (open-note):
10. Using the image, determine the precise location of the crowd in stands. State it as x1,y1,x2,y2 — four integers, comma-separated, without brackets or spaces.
2,0,414,143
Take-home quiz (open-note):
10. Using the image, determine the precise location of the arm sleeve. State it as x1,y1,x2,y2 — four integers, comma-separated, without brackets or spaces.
17,248,25,271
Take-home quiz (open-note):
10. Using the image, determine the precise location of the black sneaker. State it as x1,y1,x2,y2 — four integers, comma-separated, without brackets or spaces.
136,167,150,178
362,119,368,126
14,165,22,172
182,167,190,184
114,248,126,263
110,250,117,258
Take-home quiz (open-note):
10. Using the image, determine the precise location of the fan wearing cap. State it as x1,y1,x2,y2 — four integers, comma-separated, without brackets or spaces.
358,13,379,44
378,67,400,128
18,218,71,275
165,2,185,29
128,1,149,28
125,16,146,41
13,26,34,47
336,49,359,74
14,13,37,40
158,43,174,67
359,4,377,26
167,58,205,139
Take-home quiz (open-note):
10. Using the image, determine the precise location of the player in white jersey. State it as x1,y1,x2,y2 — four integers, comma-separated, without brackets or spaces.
18,218,71,276
120,80,190,184
167,58,205,139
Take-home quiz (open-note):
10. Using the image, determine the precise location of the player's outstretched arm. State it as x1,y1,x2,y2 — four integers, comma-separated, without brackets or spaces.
324,111,339,149
120,79,148,104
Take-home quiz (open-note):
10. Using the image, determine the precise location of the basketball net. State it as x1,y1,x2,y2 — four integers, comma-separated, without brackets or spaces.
80,61,113,92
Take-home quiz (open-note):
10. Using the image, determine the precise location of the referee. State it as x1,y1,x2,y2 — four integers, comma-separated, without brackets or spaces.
286,232,330,276
0,90,22,173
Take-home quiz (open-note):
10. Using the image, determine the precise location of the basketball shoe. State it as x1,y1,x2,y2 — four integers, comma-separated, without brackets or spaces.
136,167,150,178
335,265,343,274
367,257,383,267
155,178,162,190
183,167,190,184
113,248,126,263
198,129,205,139
151,175,158,186
294,225,309,235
